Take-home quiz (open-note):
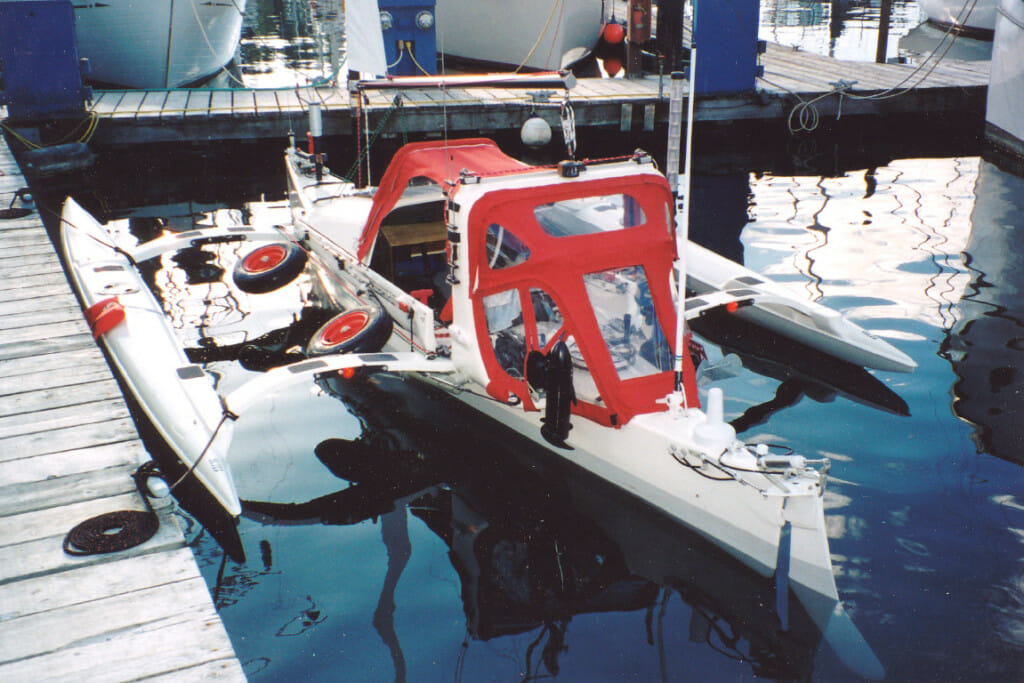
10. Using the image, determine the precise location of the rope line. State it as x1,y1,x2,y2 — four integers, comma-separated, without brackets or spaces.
763,0,978,133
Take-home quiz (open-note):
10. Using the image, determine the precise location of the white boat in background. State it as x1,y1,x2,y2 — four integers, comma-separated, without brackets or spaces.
435,0,604,71
61,0,246,88
919,0,998,35
985,0,1024,161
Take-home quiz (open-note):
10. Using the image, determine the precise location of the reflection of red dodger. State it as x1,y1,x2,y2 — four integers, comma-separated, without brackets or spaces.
85,297,126,338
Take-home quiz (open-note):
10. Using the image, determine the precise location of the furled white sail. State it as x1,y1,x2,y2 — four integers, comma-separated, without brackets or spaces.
345,0,387,76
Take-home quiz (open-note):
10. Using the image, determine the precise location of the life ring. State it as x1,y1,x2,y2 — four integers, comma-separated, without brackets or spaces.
305,306,394,356
233,242,308,294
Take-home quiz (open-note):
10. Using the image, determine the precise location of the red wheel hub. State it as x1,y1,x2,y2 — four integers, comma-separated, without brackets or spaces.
319,310,370,345
242,245,288,274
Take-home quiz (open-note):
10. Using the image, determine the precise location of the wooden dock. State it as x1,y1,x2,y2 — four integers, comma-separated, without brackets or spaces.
69,42,991,148
0,138,245,680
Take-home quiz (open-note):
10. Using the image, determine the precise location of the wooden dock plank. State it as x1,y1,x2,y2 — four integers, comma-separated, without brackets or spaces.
0,242,59,261
0,396,132,441
0,545,198,619
253,88,281,115
0,462,140,516
110,90,146,119
0,240,55,258
0,304,85,332
0,576,221,663
0,319,90,347
0,378,124,419
0,288,78,317
0,360,113,396
0,443,144,490
0,256,65,280
0,214,48,233
145,660,248,681
0,332,99,362
89,91,125,116
275,87,308,112
137,90,170,117
209,90,233,116
184,89,212,117
0,346,107,381
0,263,71,294
77,43,991,151
0,608,244,682
232,88,257,117
161,89,191,120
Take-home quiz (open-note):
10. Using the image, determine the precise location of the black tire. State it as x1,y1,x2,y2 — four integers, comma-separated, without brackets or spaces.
233,242,308,294
305,306,394,356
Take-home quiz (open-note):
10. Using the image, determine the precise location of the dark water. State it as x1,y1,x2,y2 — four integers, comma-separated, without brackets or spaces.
29,1,1024,680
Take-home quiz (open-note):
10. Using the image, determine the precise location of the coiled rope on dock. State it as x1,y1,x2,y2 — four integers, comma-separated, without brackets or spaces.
62,461,164,556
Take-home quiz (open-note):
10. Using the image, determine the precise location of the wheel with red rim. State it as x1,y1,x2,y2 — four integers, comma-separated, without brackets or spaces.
232,242,308,294
306,306,394,356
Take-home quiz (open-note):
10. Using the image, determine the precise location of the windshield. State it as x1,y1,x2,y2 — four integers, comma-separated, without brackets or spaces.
533,194,647,237
583,266,672,379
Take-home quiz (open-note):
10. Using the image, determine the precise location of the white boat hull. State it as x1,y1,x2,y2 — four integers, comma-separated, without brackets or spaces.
686,241,917,373
986,0,1024,160
58,0,245,88
435,0,603,71
61,199,241,516
432,375,838,601
919,0,998,33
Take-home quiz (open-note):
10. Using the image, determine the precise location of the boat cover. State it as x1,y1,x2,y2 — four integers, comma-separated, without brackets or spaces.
356,138,530,261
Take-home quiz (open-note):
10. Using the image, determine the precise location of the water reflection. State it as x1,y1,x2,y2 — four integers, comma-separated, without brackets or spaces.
746,157,975,335
236,372,827,681
239,0,335,87
759,0,925,61
943,159,1024,465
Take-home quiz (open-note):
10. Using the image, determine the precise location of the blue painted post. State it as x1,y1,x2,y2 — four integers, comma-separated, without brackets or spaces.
378,0,437,76
692,0,763,94
0,0,89,120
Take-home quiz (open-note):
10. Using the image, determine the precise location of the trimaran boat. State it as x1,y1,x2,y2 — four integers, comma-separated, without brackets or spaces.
59,54,910,683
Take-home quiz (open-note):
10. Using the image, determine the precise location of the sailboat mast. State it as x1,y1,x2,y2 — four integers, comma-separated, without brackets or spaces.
672,38,698,395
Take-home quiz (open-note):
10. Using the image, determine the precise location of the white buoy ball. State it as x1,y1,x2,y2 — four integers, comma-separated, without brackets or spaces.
521,116,552,147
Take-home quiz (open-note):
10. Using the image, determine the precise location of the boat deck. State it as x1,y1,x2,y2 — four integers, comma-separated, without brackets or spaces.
0,138,245,681
76,42,990,146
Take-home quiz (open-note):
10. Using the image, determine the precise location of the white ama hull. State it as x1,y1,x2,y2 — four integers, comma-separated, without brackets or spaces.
986,0,1024,160
686,241,916,373
435,0,603,71
60,199,241,516
68,0,245,88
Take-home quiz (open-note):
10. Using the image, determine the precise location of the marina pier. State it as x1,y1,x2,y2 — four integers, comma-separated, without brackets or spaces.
72,43,989,148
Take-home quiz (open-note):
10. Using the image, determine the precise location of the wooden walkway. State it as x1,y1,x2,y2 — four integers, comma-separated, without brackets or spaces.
0,139,245,681
71,41,991,147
